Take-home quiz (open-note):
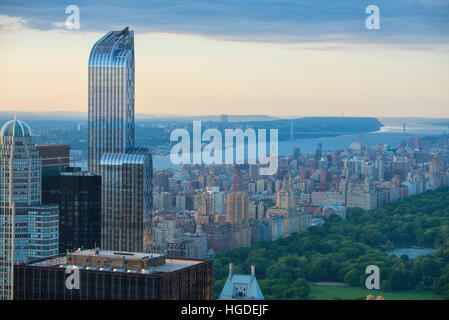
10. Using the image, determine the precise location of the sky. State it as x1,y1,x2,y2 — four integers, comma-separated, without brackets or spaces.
0,0,449,117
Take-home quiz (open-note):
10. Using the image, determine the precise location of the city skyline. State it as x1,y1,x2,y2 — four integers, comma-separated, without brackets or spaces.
1,1,449,117
2,1,449,303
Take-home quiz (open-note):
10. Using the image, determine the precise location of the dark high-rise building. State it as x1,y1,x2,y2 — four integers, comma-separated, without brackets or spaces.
293,147,301,162
88,28,153,252
36,145,70,203
14,249,212,300
202,223,233,255
231,165,241,192
315,143,322,160
49,171,101,253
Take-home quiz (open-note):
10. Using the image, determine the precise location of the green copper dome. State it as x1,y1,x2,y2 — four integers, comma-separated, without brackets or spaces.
0,117,32,137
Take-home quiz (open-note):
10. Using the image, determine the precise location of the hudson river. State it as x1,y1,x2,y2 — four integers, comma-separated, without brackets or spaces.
153,117,448,170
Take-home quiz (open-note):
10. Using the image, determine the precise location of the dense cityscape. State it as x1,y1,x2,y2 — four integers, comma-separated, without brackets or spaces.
1,0,449,305
1,27,449,301
149,133,449,260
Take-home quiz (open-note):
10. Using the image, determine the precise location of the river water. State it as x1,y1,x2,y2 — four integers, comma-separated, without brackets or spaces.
388,248,436,259
153,117,449,170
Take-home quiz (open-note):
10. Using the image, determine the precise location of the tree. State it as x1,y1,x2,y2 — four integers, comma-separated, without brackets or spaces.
434,271,449,295
212,187,449,299
344,269,361,286
387,269,416,291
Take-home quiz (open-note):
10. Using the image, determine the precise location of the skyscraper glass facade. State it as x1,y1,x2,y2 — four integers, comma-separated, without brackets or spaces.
88,28,153,252
88,27,135,175
49,171,101,253
100,148,152,252
0,118,59,300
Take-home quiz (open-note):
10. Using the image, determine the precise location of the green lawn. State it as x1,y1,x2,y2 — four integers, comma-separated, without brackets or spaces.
309,285,444,300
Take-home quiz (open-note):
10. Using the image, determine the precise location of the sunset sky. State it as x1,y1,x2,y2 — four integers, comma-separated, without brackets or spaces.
1,0,449,117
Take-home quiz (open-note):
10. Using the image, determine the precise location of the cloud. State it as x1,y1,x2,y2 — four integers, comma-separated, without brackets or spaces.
0,0,448,45
415,0,449,7
0,14,27,33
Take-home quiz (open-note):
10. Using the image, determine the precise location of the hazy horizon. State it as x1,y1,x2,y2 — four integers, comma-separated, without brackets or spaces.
1,110,449,122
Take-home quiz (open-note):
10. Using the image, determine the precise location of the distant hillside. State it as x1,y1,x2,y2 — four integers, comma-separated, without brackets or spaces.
137,114,280,122
0,111,279,123
239,117,384,141
0,111,87,121
0,113,383,148
433,121,449,128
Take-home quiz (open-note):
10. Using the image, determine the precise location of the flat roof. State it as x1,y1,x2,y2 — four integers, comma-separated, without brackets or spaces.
60,171,98,177
69,249,163,260
28,251,205,273
154,258,202,272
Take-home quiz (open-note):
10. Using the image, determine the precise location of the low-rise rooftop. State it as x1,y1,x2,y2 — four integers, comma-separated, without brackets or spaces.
27,249,204,274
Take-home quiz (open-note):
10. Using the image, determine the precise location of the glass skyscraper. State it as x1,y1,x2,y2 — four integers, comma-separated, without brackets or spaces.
0,118,59,300
88,28,153,252
88,27,135,175
100,148,152,252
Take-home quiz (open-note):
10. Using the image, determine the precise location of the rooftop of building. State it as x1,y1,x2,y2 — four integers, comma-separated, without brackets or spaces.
60,171,99,177
35,145,70,150
27,204,59,210
100,147,151,166
89,27,133,60
0,117,31,137
219,264,264,300
69,249,162,259
25,249,206,274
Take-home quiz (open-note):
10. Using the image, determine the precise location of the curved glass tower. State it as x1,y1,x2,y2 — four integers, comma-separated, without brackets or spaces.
88,29,153,253
88,27,135,174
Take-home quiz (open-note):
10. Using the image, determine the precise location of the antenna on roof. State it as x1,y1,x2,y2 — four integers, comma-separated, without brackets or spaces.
121,26,129,34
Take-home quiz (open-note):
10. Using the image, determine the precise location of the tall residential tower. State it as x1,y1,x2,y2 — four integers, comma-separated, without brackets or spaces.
88,28,152,252
88,27,135,175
